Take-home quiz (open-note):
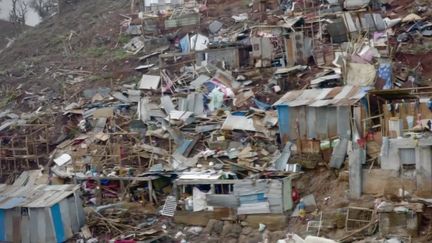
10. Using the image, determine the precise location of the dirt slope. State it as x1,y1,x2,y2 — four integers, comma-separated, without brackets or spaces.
0,0,135,93
0,20,27,50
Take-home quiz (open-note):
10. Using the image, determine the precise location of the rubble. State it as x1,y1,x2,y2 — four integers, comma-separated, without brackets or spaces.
2,0,432,242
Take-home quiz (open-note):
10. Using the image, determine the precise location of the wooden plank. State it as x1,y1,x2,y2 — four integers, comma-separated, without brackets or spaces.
245,214,288,231
74,176,159,181
175,179,244,185
174,211,214,226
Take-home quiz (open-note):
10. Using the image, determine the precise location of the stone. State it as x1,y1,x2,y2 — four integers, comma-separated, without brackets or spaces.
221,222,233,237
268,231,287,243
241,226,253,235
205,219,224,235
240,232,262,243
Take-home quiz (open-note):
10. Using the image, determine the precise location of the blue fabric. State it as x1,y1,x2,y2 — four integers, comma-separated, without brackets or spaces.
203,81,217,92
51,204,65,243
0,210,5,241
378,63,392,90
253,98,271,110
427,100,432,111
232,111,247,116
179,35,190,53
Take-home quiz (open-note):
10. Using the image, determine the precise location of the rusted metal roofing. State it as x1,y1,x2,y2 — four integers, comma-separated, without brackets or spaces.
0,184,79,209
273,86,367,107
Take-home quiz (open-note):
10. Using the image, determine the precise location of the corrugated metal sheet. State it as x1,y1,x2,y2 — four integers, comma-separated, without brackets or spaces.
0,194,84,243
337,107,351,138
273,86,365,107
24,190,74,208
222,115,256,131
0,183,82,242
206,194,239,208
330,138,349,169
12,170,41,187
328,107,338,137
275,86,365,140
0,197,26,209
298,106,307,138
165,13,199,29
307,107,317,138
277,106,290,143
282,177,293,211
326,19,348,43
0,184,79,209
316,107,329,139
233,179,288,214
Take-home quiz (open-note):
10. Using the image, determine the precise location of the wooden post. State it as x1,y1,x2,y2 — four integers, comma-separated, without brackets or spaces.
148,180,153,204
131,0,136,13
96,178,102,205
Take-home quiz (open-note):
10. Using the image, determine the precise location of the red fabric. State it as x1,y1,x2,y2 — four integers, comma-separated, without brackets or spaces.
292,188,300,203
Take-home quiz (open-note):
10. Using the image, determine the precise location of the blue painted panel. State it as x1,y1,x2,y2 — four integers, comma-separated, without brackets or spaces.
239,193,267,204
277,106,290,144
0,209,5,241
51,204,65,243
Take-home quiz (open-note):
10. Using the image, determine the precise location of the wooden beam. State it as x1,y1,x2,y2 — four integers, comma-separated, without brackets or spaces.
74,176,159,181
175,179,243,185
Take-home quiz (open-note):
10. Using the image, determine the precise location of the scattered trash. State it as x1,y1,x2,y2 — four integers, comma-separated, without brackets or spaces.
2,0,432,242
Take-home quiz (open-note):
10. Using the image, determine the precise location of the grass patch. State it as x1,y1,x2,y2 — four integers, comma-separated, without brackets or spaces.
111,48,130,60
0,90,20,109
86,47,109,57
118,35,131,46
88,75,102,82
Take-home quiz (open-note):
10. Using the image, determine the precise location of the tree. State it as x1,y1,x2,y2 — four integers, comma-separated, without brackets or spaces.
30,0,57,19
9,0,29,25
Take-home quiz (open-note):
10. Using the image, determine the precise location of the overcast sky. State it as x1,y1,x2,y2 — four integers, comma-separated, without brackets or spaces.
0,0,41,26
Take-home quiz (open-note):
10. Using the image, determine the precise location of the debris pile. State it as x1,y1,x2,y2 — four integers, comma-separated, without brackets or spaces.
2,0,432,242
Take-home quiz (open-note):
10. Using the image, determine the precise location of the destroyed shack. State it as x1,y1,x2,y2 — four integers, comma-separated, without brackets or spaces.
173,174,293,221
195,45,251,69
249,20,311,68
377,202,423,238
274,85,367,153
0,171,85,243
0,118,50,180
3,0,432,241
357,88,432,197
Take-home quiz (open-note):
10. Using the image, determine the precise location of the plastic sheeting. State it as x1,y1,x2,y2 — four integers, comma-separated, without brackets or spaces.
346,62,376,86
208,88,225,111
193,187,209,212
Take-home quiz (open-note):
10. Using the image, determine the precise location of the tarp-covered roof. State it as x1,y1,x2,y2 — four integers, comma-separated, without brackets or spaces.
273,86,367,107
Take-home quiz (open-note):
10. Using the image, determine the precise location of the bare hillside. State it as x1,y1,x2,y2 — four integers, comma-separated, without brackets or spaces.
0,0,134,92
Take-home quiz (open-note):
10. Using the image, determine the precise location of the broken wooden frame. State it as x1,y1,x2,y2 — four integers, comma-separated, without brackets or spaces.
0,124,50,179
75,175,159,205
74,132,169,175
173,179,243,201
159,52,197,93
367,87,432,137
345,206,374,232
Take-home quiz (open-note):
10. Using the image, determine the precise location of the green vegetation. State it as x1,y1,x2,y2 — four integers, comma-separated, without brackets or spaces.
111,48,130,60
86,47,109,57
